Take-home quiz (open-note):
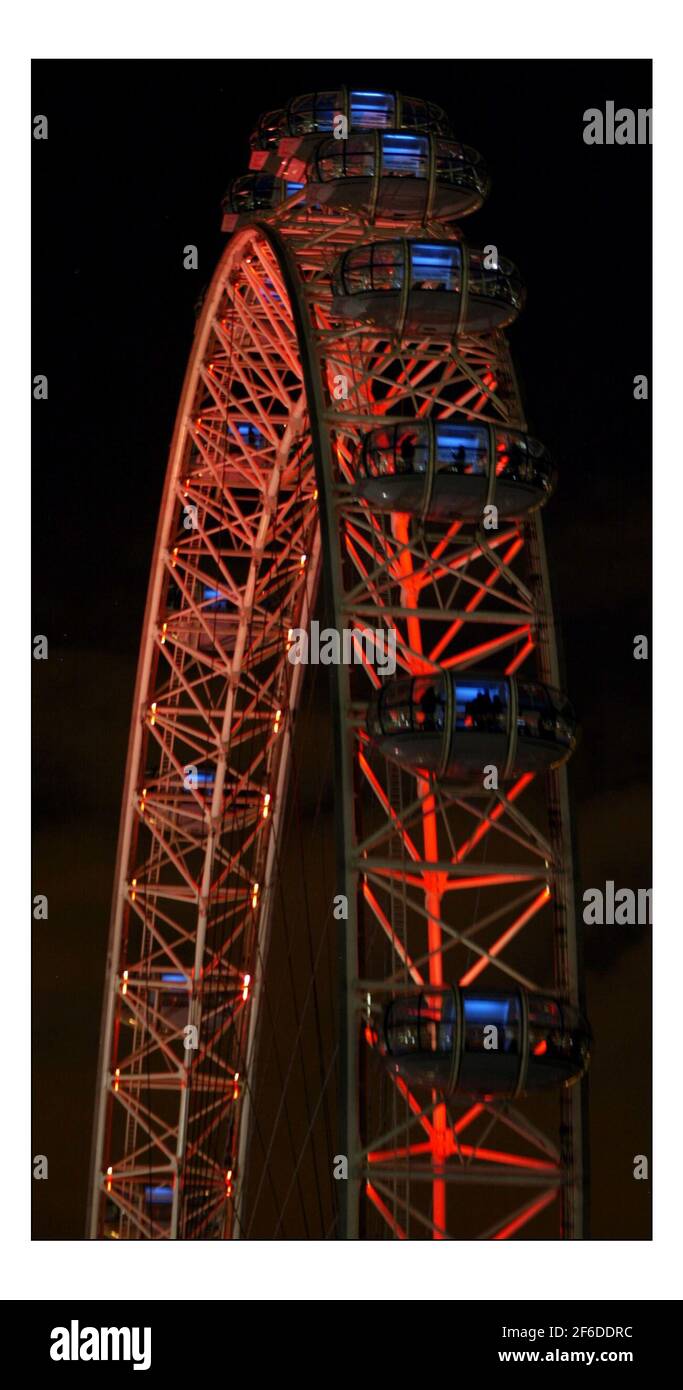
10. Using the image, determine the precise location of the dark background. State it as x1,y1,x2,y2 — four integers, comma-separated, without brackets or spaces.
32,58,652,1239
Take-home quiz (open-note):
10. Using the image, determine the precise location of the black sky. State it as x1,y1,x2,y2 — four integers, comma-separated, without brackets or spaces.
32,58,652,1239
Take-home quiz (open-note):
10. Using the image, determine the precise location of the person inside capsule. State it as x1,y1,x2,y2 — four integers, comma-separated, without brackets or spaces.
464,688,505,732
397,432,417,473
414,676,447,733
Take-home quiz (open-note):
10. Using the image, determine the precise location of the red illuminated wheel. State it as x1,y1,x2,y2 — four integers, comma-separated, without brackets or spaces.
89,87,587,1240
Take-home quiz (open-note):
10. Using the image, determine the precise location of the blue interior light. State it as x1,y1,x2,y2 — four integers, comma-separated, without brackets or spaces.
457,681,506,705
144,1185,173,1205
463,998,512,1025
435,425,484,451
193,770,215,786
351,92,395,128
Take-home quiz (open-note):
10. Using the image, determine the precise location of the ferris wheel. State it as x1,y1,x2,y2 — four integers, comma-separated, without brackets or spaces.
88,86,590,1241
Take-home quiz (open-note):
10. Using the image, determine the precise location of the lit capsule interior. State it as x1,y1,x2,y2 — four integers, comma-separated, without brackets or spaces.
367,671,577,781
221,173,304,231
332,239,524,335
306,133,489,221
382,987,591,1097
250,89,453,150
353,421,555,521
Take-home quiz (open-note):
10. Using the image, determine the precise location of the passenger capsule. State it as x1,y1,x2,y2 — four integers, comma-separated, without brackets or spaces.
250,88,453,150
381,987,591,1098
177,587,239,654
141,773,266,834
253,131,489,223
228,420,268,449
367,670,577,780
332,238,524,335
188,417,268,462
161,584,238,655
221,173,304,232
353,421,555,521
154,973,190,1033
143,1184,173,1231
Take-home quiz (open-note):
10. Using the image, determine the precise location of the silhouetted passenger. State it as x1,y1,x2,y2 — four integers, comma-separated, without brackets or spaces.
470,690,495,730
418,683,438,730
398,435,416,473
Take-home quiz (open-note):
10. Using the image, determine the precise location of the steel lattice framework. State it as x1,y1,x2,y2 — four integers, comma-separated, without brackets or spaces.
89,95,587,1241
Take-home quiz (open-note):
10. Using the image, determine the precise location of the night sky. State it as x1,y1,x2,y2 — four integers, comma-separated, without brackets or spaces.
32,59,652,1239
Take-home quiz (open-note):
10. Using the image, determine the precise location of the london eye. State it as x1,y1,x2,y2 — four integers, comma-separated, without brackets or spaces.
88,85,589,1241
